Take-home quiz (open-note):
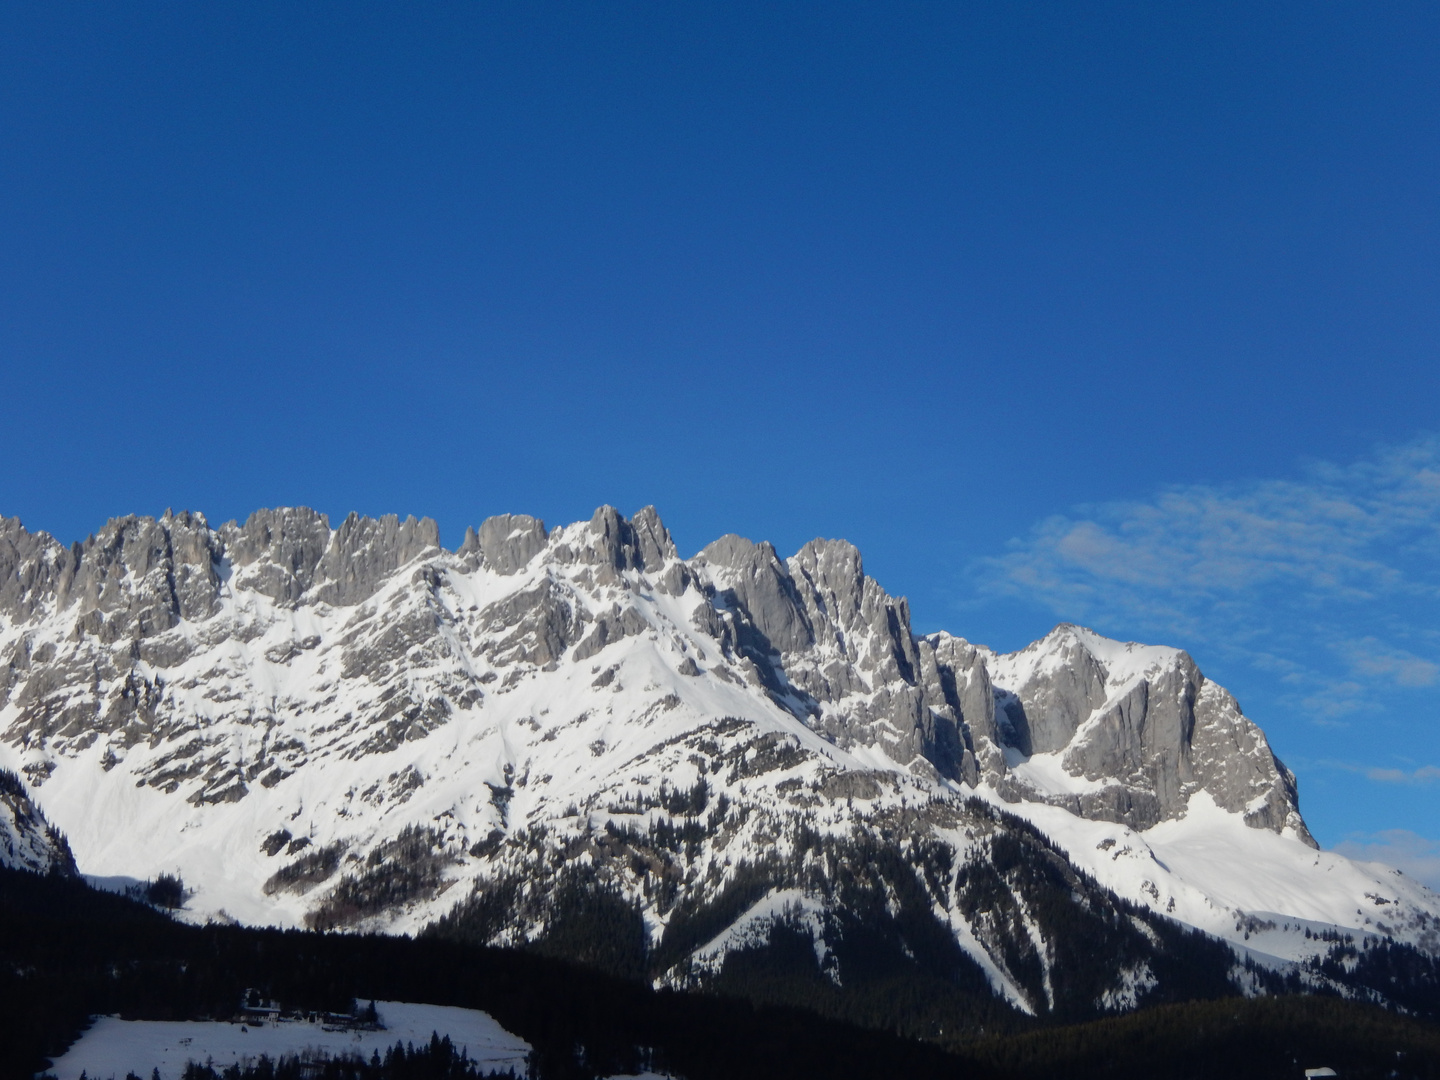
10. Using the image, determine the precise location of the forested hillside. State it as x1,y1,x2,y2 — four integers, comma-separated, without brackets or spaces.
6,868,1439,1080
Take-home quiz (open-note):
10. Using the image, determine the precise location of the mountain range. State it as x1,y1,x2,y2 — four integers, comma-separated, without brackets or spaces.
1,505,1437,1033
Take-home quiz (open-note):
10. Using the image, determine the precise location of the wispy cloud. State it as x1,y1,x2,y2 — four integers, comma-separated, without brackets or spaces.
1360,764,1440,785
1337,637,1440,687
1296,681,1376,723
974,437,1440,716
1332,830,1440,890
981,437,1440,615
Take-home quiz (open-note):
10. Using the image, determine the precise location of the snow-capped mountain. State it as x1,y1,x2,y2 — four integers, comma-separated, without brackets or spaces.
1,506,1436,1020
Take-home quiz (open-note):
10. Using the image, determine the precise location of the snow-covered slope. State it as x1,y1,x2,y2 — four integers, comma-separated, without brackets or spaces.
0,506,1435,1018
0,765,76,875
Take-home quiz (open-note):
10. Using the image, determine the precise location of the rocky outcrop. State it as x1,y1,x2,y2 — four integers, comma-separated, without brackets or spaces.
470,514,548,576
315,513,440,606
976,625,1314,843
222,507,330,605
694,534,814,655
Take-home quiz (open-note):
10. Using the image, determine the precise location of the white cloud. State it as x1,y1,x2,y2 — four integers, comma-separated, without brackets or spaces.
1333,829,1440,891
1338,637,1440,687
1301,758,1440,785
1361,764,1440,785
982,438,1440,611
1296,680,1376,723
974,437,1440,708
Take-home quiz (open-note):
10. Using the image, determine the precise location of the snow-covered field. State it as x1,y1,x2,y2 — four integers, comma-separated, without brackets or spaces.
45,1002,531,1080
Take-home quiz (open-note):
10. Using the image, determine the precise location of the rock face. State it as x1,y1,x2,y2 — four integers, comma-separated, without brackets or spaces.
980,626,1312,839
0,505,1432,1021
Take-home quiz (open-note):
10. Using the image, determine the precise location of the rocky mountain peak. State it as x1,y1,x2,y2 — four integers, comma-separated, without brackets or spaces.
981,621,1312,843
629,505,678,568
551,505,678,578
789,537,867,631
313,512,440,606
222,507,332,604
470,513,547,575
694,533,815,655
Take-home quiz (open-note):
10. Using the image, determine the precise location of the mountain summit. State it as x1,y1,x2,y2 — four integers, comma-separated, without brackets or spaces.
1,506,1435,1022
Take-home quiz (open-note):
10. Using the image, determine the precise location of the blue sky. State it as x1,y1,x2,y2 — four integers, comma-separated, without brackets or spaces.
1,4,1437,874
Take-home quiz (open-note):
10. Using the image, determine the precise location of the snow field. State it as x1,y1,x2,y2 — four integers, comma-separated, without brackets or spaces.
45,1001,531,1080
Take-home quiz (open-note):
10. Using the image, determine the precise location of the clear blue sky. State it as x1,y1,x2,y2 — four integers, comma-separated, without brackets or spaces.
2,3,1438,869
